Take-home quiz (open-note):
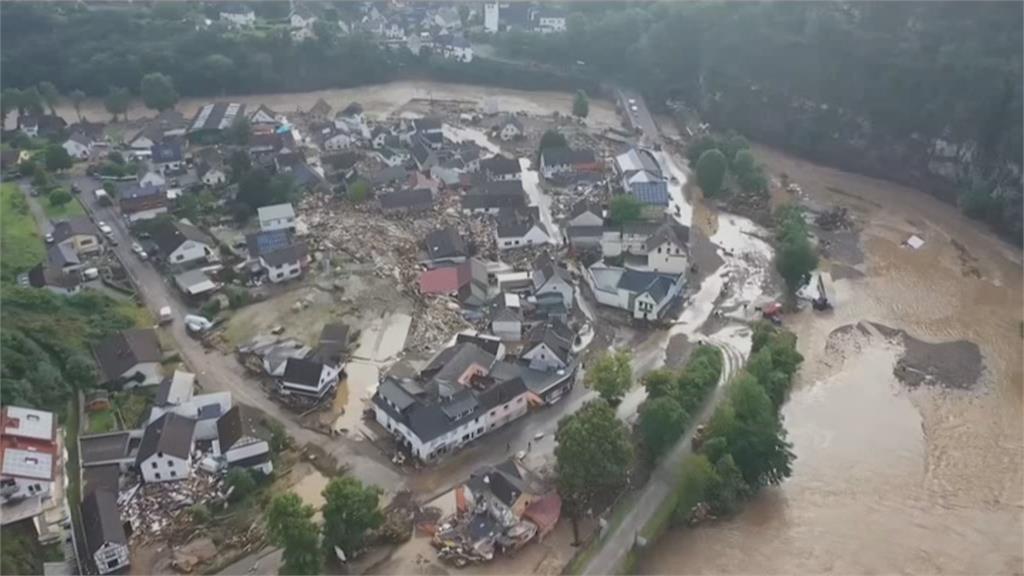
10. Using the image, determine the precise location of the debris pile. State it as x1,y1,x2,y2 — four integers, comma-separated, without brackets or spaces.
815,206,853,231
121,466,226,545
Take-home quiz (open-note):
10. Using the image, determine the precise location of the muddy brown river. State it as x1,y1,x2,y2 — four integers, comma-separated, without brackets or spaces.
640,145,1023,574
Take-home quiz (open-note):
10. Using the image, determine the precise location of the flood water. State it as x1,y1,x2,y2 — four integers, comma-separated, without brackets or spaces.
639,145,1024,574
40,80,623,130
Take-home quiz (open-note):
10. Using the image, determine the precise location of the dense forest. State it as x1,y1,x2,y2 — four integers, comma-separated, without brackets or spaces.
494,2,1023,241
1,2,1020,240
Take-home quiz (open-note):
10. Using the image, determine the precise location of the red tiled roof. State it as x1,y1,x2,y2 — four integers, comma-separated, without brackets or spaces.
418,262,471,295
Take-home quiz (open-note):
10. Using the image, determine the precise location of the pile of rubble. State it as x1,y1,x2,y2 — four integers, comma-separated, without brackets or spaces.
432,511,537,567
815,206,854,231
121,467,226,545
407,297,472,353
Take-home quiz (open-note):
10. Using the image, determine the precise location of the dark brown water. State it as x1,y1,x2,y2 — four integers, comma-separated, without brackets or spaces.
639,145,1023,575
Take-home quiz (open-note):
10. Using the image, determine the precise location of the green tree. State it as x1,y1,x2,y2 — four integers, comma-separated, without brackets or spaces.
707,454,749,515
19,87,44,118
237,169,293,211
103,86,131,121
775,227,818,295
44,145,72,172
1,88,22,121
707,373,794,489
686,135,723,166
348,180,370,203
720,132,750,164
639,395,687,458
266,493,322,576
225,116,252,145
202,54,235,95
48,189,72,208
225,468,256,501
321,477,383,559
68,89,86,121
140,73,179,112
538,129,567,152
585,350,632,405
608,194,641,225
573,89,590,118
732,149,767,194
674,454,719,523
37,81,60,116
642,369,676,399
555,400,633,543
695,148,727,197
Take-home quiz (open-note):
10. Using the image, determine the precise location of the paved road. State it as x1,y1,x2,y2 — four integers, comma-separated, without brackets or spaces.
617,87,661,147
51,174,405,488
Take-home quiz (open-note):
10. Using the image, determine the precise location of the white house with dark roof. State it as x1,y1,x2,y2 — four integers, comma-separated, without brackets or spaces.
63,132,94,160
216,406,273,475
540,147,599,179
151,219,216,266
480,155,522,181
151,141,184,174
645,220,690,274
248,105,279,126
496,207,550,250
260,243,308,283
371,340,530,462
564,202,604,248
92,328,163,388
521,320,573,372
586,264,684,320
280,358,341,398
136,413,195,483
149,370,231,441
81,489,129,574
26,263,81,296
463,180,527,214
531,252,574,307
490,295,523,341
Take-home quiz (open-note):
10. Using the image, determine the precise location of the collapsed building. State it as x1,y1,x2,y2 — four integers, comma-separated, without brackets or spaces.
433,458,561,566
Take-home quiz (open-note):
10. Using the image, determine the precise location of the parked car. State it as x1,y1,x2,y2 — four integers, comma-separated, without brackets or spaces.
131,242,148,259
44,233,54,243
98,222,113,236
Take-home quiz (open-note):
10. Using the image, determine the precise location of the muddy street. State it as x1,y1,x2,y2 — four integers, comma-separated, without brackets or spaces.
639,144,1023,574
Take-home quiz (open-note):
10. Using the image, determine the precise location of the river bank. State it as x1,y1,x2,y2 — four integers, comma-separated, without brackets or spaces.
637,143,1023,574
26,80,622,133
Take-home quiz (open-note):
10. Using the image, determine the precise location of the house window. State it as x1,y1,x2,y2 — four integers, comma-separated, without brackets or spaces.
154,473,161,480
170,470,177,478
151,462,158,469
108,559,119,569
81,239,94,246
166,460,173,467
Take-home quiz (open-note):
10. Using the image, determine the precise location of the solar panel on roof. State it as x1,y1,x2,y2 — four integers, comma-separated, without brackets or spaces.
257,230,291,253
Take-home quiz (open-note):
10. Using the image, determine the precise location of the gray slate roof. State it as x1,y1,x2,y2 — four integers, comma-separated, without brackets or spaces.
283,358,325,386
136,412,196,463
480,155,520,176
496,207,545,238
217,405,264,452
542,147,595,167
646,220,691,250
425,227,467,260
92,329,161,382
81,489,127,557
51,216,99,243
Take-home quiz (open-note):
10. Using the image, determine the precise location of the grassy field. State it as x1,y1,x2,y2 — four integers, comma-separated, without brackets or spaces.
43,194,85,219
87,408,117,433
0,183,44,279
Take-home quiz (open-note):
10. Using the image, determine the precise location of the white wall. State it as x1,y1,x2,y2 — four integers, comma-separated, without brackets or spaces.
225,439,271,464
481,392,528,431
569,211,603,228
497,226,549,250
536,278,573,307
2,476,53,501
492,319,522,341
140,453,190,483
63,141,90,159
647,241,689,274
94,542,130,575
522,343,566,372
126,206,169,223
120,362,163,388
263,259,301,283
260,215,295,232
169,240,211,266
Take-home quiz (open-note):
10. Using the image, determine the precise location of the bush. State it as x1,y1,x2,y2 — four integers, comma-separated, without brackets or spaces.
226,468,256,502
200,299,221,318
224,286,251,309
189,503,211,523
48,189,72,208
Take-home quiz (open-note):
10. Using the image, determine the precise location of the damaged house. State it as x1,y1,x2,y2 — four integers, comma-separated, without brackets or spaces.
372,341,530,462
